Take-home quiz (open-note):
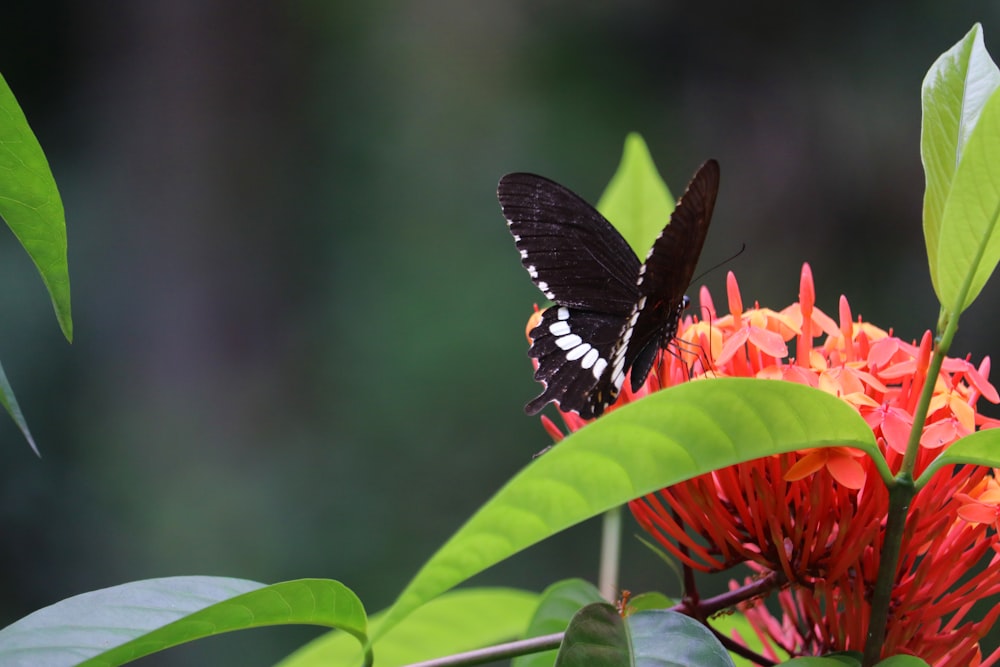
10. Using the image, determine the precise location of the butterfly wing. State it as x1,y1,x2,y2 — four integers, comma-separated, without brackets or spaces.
524,305,626,419
612,159,720,391
498,173,640,314
501,162,719,418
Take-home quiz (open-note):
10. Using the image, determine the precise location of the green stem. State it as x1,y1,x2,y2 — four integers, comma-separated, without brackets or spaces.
861,474,914,666
861,310,958,666
598,505,623,600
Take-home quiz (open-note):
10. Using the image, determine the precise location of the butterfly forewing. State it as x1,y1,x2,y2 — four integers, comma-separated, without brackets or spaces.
498,173,640,314
613,159,720,392
640,160,719,306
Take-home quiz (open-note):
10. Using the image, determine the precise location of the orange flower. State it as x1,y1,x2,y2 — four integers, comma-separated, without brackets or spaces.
535,264,1000,665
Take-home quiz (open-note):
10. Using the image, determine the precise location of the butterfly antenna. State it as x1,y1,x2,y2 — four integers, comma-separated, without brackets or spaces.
691,242,746,285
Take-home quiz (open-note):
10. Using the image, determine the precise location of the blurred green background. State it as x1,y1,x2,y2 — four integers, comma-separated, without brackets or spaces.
2,3,1000,665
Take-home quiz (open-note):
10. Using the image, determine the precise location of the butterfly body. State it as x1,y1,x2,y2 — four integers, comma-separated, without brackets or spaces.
499,160,719,418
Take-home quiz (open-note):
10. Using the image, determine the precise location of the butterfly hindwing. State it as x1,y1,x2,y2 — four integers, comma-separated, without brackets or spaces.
524,306,626,419
498,173,640,314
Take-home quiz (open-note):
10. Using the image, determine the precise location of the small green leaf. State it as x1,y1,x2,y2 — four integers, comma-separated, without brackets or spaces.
914,428,1000,488
709,612,788,666
935,82,1000,313
627,592,673,613
782,656,861,666
374,379,878,641
628,609,734,667
514,579,605,667
0,358,38,455
0,72,72,342
0,577,366,667
875,655,931,666
596,133,676,258
276,588,539,667
922,23,1000,295
554,603,629,667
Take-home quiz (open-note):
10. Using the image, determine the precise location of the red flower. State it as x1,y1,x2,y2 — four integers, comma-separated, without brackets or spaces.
534,264,1000,665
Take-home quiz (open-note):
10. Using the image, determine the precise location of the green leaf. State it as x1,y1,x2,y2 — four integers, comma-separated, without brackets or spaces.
627,592,673,613
554,603,629,667
875,656,930,666
374,379,878,641
514,579,605,667
934,82,1000,313
710,612,788,666
0,72,72,342
276,587,539,667
0,358,38,455
0,577,366,667
922,23,1000,295
628,609,734,667
596,133,676,258
914,427,1000,488
781,656,861,666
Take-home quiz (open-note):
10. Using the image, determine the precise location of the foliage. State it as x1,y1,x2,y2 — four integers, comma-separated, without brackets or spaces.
0,72,72,455
3,21,1000,667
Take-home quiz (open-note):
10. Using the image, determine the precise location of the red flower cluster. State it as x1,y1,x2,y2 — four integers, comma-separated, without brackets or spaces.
537,264,1000,665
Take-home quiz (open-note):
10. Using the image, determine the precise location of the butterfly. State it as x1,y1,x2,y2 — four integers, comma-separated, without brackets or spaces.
498,159,719,418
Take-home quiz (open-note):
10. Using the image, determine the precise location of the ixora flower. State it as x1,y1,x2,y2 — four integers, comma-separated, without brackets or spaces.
536,264,1000,666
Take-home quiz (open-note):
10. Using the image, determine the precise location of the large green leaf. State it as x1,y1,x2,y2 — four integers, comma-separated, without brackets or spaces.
934,82,1000,313
374,379,878,640
513,579,605,667
922,24,1000,294
0,358,37,455
276,587,539,667
596,133,676,258
0,72,72,342
628,609,734,667
914,427,1000,488
0,577,365,667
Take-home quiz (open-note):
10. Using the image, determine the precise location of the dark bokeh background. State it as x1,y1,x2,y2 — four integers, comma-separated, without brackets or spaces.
2,3,1000,665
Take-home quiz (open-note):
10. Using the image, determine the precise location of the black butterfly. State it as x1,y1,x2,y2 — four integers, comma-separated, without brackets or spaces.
498,159,719,419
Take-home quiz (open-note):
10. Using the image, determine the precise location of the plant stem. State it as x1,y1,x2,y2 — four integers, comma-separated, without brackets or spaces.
598,505,623,600
402,632,564,667
861,473,914,666
862,312,957,666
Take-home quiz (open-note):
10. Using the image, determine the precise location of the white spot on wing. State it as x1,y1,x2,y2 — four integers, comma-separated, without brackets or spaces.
592,358,608,379
550,321,571,336
566,343,592,361
556,334,582,350
558,307,570,320
520,249,528,259
581,348,600,369
621,326,633,347
614,372,625,390
527,265,538,278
